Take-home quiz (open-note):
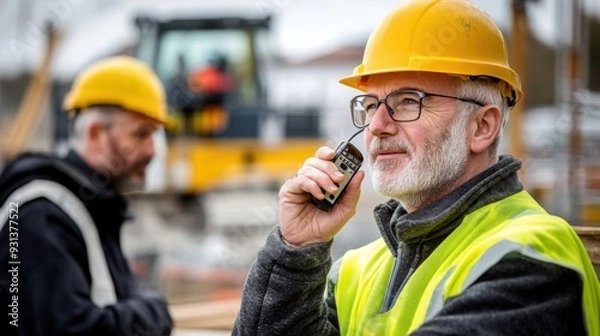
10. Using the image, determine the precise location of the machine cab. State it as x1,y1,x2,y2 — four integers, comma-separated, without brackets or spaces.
136,15,270,137
134,10,323,193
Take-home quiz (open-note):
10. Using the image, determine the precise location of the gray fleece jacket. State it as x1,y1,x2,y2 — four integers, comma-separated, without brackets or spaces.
233,156,586,335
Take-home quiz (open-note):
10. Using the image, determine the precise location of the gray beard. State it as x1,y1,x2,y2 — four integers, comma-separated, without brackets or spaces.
369,114,469,210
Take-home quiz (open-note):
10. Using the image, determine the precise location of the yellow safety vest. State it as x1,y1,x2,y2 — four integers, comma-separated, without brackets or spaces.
335,191,600,335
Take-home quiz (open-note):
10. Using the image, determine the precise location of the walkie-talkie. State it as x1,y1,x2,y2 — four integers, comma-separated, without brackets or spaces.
311,130,364,211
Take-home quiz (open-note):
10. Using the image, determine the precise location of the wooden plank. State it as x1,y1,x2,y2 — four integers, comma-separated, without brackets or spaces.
574,226,600,265
170,299,240,330
2,28,59,159
574,226,600,237
173,329,231,336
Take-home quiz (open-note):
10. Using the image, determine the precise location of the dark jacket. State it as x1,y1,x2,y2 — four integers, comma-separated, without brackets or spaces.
0,151,172,335
233,156,585,335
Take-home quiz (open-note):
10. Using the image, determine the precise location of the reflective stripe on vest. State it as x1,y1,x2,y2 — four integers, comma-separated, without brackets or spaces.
0,180,118,307
335,191,600,335
425,239,563,321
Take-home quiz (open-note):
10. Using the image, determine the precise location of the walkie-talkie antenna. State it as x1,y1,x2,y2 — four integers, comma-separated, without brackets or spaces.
346,129,364,144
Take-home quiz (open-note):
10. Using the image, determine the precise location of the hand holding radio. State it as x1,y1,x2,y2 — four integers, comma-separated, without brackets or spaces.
310,141,363,211
279,130,365,247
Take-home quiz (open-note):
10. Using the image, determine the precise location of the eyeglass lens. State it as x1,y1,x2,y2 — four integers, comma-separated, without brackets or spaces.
351,91,422,127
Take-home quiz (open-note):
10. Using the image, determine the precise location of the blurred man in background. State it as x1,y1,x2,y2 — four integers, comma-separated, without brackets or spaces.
233,0,600,335
0,56,172,335
188,51,234,106
186,52,234,135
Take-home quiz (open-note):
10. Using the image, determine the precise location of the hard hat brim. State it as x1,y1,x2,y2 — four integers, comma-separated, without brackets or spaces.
339,59,523,104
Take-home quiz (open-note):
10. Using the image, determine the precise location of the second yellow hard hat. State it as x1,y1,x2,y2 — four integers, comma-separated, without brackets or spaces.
64,56,170,124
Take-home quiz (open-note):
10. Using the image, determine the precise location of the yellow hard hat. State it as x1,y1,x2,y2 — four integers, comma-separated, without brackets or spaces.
339,0,522,107
64,56,170,124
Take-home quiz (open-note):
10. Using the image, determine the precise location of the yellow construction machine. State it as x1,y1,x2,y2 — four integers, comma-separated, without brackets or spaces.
134,13,324,195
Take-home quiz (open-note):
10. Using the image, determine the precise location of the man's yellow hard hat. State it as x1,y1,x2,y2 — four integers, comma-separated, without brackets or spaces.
339,0,522,107
64,56,170,124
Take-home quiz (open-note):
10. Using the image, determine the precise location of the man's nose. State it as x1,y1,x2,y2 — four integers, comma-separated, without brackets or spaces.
144,136,155,159
368,102,397,136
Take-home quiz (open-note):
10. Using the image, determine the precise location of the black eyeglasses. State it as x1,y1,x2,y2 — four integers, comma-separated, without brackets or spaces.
350,89,486,129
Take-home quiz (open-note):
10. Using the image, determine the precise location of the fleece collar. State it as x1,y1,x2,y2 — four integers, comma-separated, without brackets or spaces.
373,155,523,257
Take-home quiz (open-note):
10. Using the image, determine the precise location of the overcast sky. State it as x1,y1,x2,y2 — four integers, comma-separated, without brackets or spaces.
1,0,599,78
273,0,600,62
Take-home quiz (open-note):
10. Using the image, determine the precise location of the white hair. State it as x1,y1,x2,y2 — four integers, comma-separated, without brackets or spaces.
69,106,117,152
456,78,510,158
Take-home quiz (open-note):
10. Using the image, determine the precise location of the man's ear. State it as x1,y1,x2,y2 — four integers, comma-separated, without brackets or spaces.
86,120,106,148
469,105,502,154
